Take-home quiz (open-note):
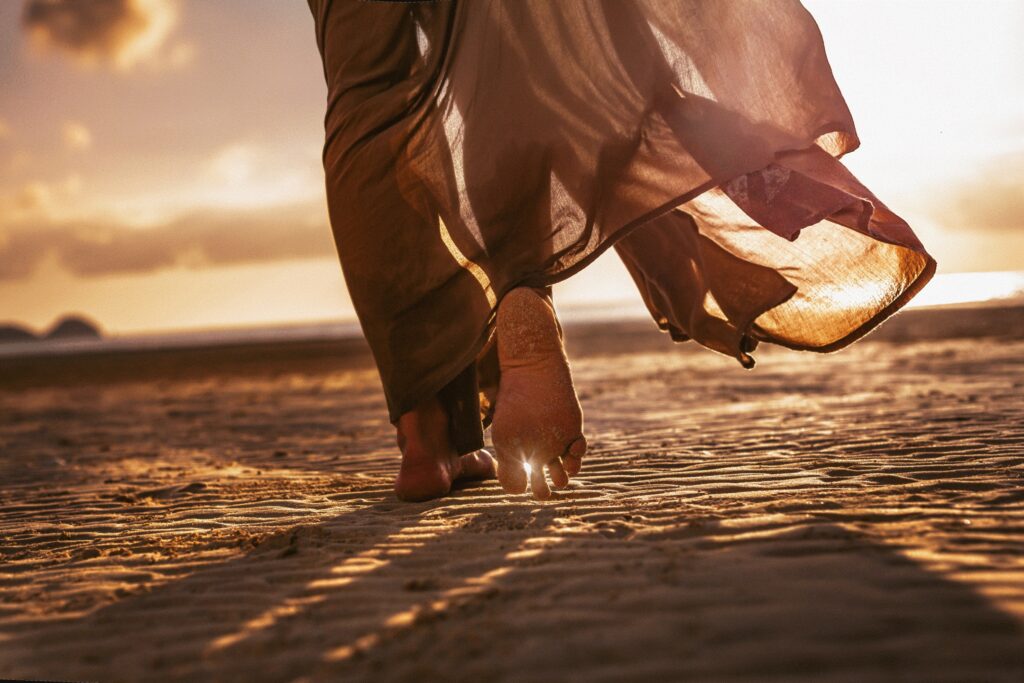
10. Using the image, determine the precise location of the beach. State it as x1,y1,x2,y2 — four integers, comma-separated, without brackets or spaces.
2,306,1023,681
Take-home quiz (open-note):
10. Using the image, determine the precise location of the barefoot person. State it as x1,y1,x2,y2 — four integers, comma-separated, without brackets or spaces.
306,1,934,501
395,286,586,502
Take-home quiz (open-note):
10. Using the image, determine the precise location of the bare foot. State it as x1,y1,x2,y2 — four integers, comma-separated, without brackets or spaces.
491,287,588,499
394,397,496,502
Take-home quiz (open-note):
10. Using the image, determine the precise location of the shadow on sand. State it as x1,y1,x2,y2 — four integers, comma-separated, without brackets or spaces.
2,480,1022,682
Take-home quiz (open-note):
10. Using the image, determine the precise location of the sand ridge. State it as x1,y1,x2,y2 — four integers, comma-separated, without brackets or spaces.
1,335,1023,681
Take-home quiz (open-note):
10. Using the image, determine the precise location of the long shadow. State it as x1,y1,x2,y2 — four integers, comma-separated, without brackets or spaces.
328,520,1024,681
0,482,557,681
0,493,390,669
3,480,1022,682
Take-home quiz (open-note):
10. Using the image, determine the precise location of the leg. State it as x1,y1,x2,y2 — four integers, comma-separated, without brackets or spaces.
490,287,588,499
394,396,496,502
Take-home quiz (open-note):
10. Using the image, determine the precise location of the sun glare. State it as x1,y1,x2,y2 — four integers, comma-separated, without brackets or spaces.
909,271,1024,308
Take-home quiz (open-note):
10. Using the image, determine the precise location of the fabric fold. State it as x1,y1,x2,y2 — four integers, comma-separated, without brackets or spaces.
307,0,935,451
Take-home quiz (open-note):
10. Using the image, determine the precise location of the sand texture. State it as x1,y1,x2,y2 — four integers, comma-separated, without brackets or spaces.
1,318,1023,681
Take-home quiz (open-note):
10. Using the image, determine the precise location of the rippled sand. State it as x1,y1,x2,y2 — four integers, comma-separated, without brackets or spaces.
1,318,1023,681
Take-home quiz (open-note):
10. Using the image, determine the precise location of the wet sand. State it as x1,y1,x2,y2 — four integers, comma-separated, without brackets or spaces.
1,309,1023,681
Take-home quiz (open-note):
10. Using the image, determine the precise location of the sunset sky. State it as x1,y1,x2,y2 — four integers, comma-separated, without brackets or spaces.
1,0,1022,335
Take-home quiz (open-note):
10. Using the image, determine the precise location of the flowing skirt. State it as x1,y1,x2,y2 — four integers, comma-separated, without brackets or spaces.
308,0,935,453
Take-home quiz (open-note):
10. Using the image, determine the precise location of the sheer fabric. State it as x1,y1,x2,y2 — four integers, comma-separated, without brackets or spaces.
307,0,935,453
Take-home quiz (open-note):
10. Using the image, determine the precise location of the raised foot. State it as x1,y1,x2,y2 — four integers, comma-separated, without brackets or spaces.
491,287,587,499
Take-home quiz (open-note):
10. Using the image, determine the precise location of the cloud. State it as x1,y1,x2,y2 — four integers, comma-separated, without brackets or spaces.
13,182,54,212
22,0,181,71
932,151,1024,233
206,144,257,187
0,175,83,219
62,121,93,150
0,202,337,280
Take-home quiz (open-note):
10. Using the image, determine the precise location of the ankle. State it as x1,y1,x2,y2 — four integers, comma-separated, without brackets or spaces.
396,397,452,458
497,289,566,365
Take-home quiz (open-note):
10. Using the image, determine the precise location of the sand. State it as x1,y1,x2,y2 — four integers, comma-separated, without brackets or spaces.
1,313,1023,681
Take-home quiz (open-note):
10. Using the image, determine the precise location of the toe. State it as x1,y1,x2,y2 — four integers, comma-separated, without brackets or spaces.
562,435,587,476
529,461,552,500
548,458,569,489
457,449,497,481
495,448,528,494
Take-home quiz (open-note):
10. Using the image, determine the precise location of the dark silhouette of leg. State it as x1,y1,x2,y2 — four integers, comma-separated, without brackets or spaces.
394,397,496,502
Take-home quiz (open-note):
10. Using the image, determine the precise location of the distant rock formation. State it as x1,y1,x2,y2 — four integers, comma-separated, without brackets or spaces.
44,316,102,340
0,324,37,343
0,315,103,344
